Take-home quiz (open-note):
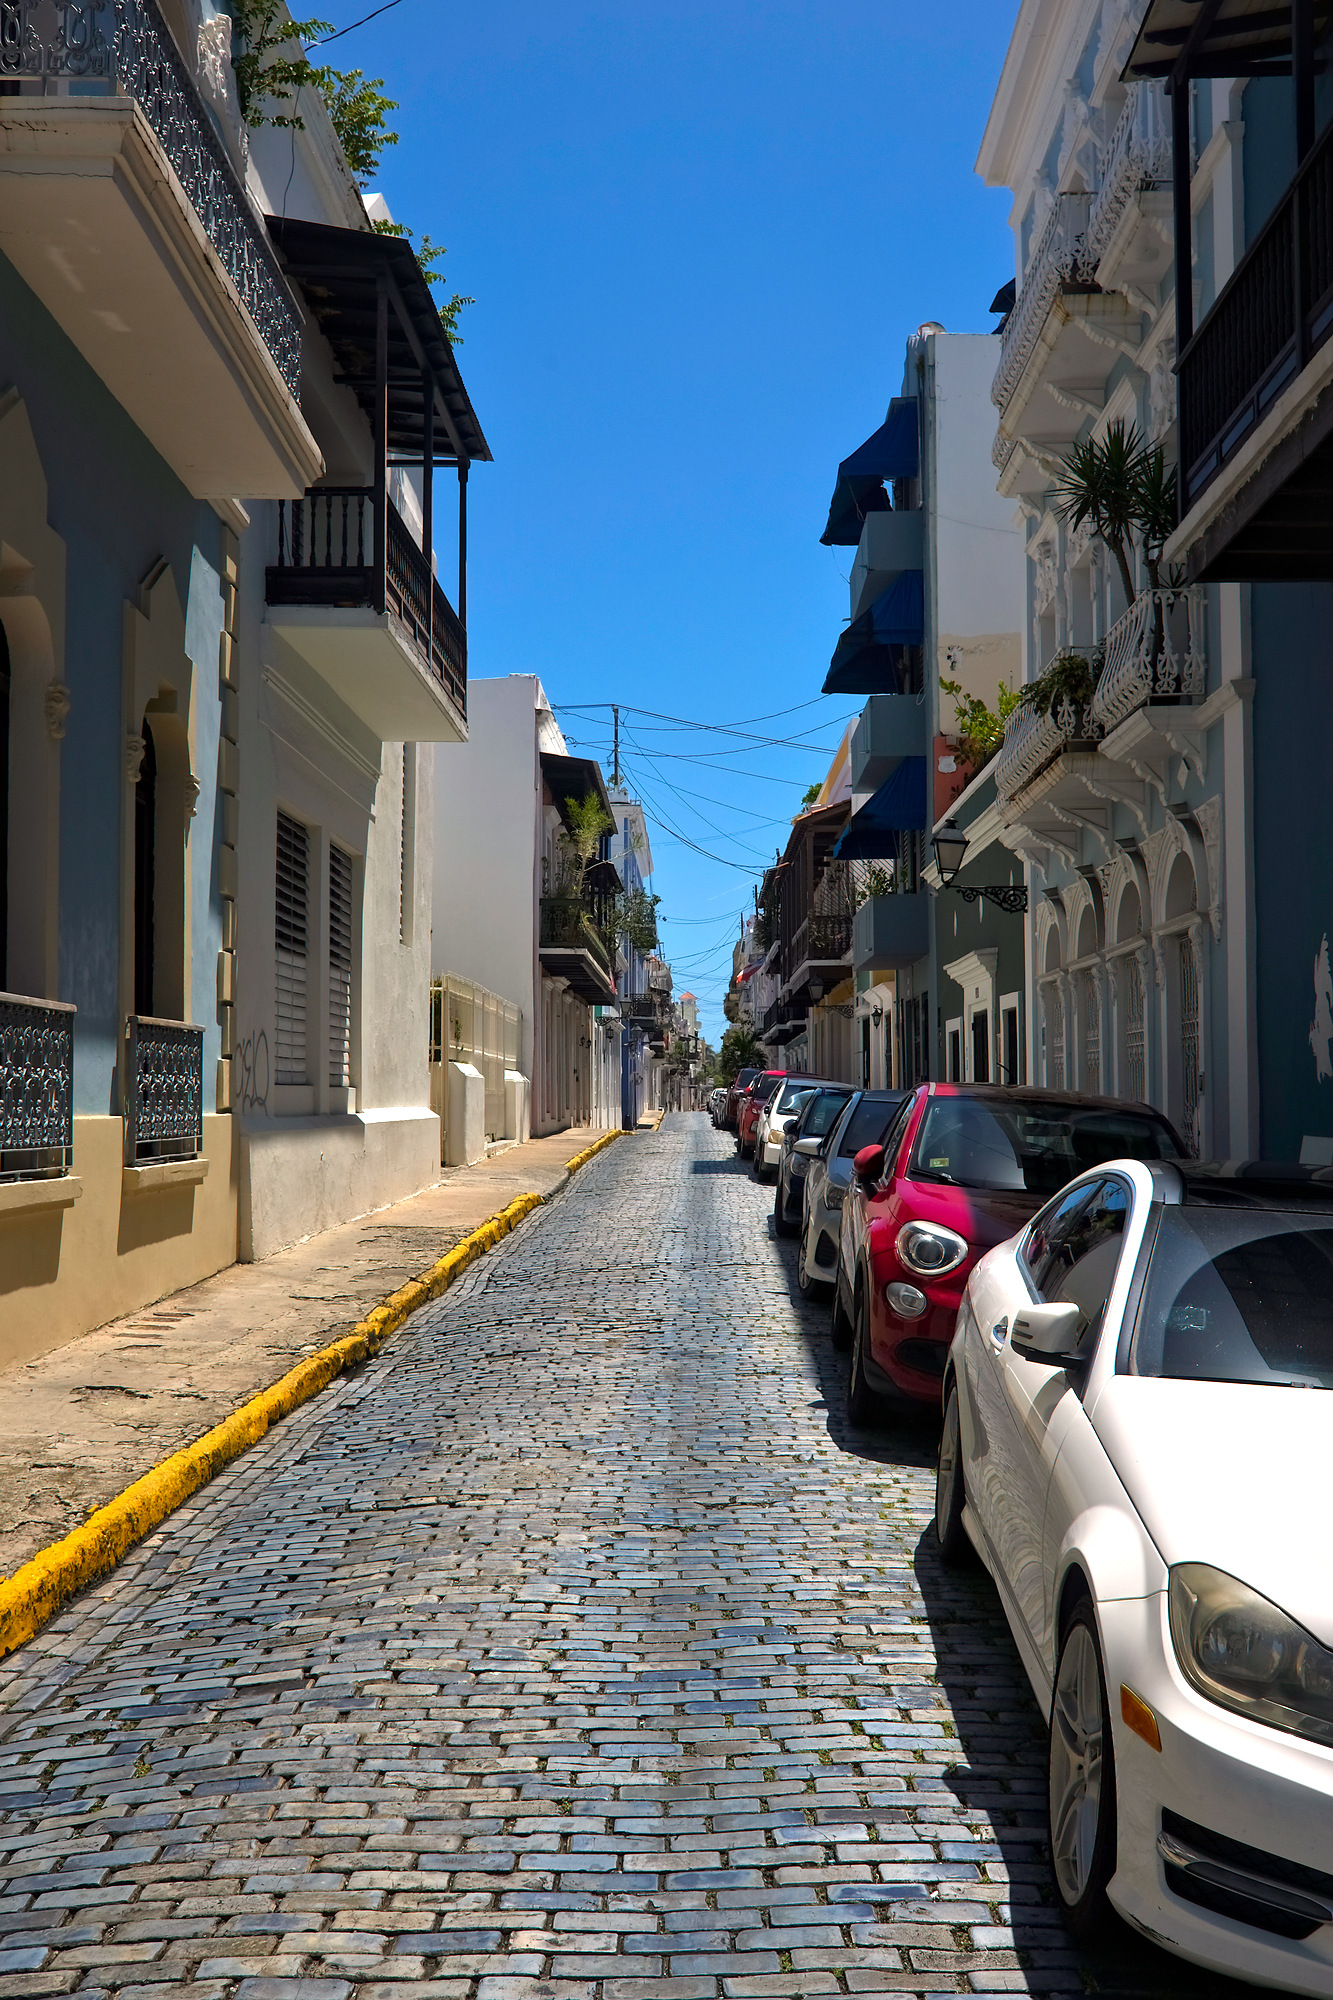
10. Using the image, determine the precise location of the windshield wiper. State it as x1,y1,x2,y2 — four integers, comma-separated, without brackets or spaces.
911,1167,963,1186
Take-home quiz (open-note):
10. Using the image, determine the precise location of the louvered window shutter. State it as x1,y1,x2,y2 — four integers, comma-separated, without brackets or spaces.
275,811,309,1084
329,844,354,1088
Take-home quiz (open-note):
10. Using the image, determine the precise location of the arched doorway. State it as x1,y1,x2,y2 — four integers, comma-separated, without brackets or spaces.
133,724,156,1017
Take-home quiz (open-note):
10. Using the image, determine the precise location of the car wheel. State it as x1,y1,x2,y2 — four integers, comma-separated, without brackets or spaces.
797,1216,818,1294
935,1384,971,1565
845,1287,881,1425
829,1277,852,1348
774,1175,794,1238
1048,1598,1117,1941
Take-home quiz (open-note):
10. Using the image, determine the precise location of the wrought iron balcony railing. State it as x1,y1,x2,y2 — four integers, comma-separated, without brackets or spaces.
1178,117,1333,512
1091,586,1206,734
124,1014,203,1165
539,898,612,974
0,992,75,1182
0,0,302,394
996,672,1102,805
993,193,1096,415
268,487,467,721
1086,82,1172,273
790,913,854,967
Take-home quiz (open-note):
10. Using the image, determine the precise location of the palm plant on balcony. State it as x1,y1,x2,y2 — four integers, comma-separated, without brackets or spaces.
1055,420,1183,705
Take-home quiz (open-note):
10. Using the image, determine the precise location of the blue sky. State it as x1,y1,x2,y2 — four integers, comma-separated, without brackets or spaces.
330,0,1017,1042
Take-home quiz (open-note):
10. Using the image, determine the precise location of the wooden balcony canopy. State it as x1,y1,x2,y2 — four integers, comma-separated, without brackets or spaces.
266,216,491,467
541,752,617,826
1124,0,1333,80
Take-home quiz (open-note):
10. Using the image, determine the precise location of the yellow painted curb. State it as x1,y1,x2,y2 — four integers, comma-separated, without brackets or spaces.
0,1134,622,1662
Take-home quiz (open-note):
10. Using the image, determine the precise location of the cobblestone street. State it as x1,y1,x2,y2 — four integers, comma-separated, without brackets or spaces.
0,1114,1246,2000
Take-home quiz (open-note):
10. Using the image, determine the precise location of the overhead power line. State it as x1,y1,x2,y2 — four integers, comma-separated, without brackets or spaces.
312,0,409,44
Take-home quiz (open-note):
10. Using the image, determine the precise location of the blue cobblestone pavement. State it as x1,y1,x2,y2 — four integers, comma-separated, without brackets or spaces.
0,1114,1250,1998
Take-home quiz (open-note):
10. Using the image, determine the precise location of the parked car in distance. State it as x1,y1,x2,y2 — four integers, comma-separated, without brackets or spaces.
837,1083,1185,1421
937,1160,1333,1993
709,1086,728,1127
774,1085,855,1237
725,1066,760,1132
798,1090,906,1297
737,1070,786,1160
754,1075,834,1182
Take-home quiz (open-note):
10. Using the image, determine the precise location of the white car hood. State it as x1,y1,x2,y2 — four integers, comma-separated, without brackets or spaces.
1092,1377,1333,1646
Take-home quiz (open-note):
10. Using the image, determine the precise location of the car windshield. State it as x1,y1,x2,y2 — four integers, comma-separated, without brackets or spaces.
799,1090,853,1139
756,1074,785,1104
735,1068,758,1092
837,1097,901,1159
1133,1209,1333,1388
774,1080,815,1115
909,1097,1182,1193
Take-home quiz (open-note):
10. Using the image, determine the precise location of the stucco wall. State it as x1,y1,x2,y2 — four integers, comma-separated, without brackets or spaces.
0,253,227,1116
431,676,541,1080
0,1115,237,1374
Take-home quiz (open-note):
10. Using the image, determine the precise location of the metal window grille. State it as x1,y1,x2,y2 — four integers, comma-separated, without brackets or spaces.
1180,940,1201,1156
1125,957,1146,1103
1080,971,1100,1092
275,811,309,1085
329,844,354,1089
0,992,75,1181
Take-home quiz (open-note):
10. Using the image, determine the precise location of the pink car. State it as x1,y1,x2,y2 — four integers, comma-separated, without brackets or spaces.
834,1083,1186,1421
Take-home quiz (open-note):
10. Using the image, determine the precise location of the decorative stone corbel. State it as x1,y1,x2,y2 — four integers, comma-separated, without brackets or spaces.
184,773,200,822
125,733,145,784
43,682,70,741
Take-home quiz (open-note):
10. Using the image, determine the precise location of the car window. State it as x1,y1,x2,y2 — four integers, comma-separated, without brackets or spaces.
837,1096,902,1159
878,1096,914,1175
799,1089,853,1140
1132,1210,1333,1388
735,1069,757,1093
775,1080,815,1114
910,1097,1182,1193
1026,1179,1129,1338
757,1074,784,1104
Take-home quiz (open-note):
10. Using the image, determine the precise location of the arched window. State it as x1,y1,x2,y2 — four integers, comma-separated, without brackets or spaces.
133,723,157,1017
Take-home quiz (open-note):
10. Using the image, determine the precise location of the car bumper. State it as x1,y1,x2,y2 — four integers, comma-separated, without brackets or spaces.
761,1133,785,1169
871,1295,961,1404
1098,1592,1333,1994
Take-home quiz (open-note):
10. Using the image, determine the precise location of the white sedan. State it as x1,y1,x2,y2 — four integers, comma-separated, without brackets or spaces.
937,1155,1333,1993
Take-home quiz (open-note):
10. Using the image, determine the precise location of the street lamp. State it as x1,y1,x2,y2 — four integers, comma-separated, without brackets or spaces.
931,818,1028,915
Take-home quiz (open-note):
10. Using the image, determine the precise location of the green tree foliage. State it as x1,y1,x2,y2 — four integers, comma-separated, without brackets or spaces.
939,676,1022,773
230,4,471,342
1054,421,1180,604
801,781,822,807
309,64,398,182
718,1025,763,1083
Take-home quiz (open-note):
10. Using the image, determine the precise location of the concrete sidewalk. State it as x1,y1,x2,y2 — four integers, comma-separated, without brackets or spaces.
0,1126,629,1581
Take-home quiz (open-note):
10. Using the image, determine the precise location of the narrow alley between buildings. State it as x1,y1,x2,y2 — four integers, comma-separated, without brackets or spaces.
0,1118,1248,2000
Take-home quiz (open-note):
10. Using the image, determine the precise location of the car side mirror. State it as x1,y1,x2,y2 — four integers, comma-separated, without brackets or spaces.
1010,1301,1086,1364
853,1143,885,1187
793,1135,822,1159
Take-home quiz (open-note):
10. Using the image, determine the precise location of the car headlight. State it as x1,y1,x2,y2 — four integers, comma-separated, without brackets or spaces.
826,1180,846,1209
896,1220,969,1278
1168,1564,1333,1747
790,1154,809,1177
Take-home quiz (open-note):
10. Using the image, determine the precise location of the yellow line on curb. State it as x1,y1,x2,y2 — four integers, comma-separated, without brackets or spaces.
0,1131,623,1663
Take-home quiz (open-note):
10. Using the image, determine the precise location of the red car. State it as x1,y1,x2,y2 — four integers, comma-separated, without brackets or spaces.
725,1066,761,1132
833,1083,1186,1421
736,1069,787,1160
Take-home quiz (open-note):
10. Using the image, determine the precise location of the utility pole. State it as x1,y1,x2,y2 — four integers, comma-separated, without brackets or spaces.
612,705,620,789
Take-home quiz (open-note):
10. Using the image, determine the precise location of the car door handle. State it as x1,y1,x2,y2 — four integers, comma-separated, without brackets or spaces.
990,1317,1009,1348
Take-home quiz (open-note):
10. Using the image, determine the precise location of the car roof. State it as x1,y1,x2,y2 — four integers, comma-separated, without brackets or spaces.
926,1081,1171,1119
1164,1161,1333,1210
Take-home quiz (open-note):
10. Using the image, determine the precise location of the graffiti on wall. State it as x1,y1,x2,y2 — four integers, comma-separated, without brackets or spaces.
235,1028,270,1113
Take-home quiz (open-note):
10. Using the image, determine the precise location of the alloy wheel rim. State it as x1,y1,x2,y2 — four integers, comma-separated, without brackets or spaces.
936,1398,958,1528
1049,1622,1104,1906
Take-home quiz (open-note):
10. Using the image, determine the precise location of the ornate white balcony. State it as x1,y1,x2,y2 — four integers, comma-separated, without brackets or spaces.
1091,586,1206,734
992,193,1096,416
1087,83,1174,302
996,672,1101,805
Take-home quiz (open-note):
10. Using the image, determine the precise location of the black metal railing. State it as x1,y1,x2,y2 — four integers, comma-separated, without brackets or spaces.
791,913,854,965
0,0,302,393
269,487,467,722
539,898,612,974
0,992,75,1182
124,1014,203,1165
1179,118,1333,510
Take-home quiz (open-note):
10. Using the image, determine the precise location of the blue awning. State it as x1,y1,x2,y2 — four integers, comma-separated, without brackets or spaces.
822,570,924,695
819,399,919,546
832,758,928,859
